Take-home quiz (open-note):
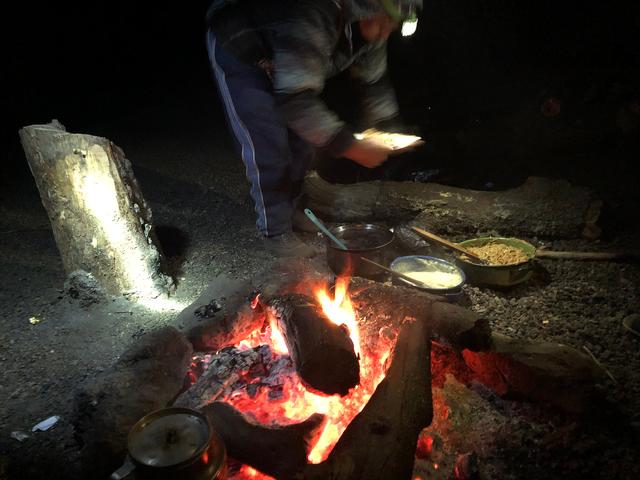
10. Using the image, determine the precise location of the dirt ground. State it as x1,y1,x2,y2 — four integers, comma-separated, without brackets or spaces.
1,85,639,479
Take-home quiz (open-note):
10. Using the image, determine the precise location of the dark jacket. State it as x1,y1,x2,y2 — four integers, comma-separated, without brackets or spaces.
207,0,399,154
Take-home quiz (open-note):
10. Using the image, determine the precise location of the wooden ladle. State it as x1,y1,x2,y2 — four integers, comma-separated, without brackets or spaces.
410,226,489,264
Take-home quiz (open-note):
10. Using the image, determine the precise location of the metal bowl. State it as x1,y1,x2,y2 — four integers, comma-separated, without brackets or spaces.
326,224,395,279
390,255,466,295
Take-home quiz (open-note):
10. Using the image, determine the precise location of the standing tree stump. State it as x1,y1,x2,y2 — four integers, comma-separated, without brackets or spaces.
19,120,172,297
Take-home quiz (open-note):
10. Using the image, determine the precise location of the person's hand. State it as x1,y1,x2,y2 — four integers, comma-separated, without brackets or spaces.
342,137,394,168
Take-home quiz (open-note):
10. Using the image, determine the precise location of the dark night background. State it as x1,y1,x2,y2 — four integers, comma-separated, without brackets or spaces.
2,1,640,479
6,0,640,193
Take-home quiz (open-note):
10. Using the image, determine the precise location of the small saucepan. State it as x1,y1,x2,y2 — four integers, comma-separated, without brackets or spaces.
325,223,395,279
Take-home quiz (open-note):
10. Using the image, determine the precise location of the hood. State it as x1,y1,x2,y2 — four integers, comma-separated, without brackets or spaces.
342,0,384,22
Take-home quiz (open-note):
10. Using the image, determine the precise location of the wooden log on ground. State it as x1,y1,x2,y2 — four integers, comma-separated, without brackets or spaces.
269,294,360,396
19,120,172,296
300,316,433,480
172,275,265,352
304,171,601,239
462,333,605,413
202,402,325,480
349,277,494,352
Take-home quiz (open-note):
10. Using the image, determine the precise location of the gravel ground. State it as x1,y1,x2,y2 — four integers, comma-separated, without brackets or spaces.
1,91,639,479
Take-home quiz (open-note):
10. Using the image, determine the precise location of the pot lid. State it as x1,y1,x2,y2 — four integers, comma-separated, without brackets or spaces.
128,408,210,468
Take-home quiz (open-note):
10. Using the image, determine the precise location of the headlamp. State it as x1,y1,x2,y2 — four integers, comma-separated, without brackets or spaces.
379,0,419,36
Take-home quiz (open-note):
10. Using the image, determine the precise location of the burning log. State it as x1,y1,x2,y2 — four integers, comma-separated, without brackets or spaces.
301,316,433,480
269,294,360,396
349,277,493,352
19,120,172,297
202,402,325,480
304,171,601,239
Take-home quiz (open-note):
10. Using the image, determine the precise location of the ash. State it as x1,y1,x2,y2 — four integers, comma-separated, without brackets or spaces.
190,345,297,405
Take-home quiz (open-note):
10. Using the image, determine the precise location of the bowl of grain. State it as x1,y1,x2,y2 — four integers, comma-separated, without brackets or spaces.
390,255,466,296
455,237,536,288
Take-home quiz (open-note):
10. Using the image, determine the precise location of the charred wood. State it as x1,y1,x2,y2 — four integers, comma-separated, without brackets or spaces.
300,316,433,480
269,294,360,396
202,402,325,480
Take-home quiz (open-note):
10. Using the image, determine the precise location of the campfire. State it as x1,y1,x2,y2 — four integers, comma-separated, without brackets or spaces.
193,277,394,466
162,262,603,480
176,272,436,479
72,260,603,480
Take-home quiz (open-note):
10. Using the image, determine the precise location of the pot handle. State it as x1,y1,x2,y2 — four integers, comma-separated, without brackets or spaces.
110,457,136,480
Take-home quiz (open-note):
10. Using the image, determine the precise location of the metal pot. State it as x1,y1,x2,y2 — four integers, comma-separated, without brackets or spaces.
110,407,227,480
455,237,536,288
326,224,395,279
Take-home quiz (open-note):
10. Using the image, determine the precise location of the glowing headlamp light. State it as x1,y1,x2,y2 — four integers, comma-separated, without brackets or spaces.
380,0,419,36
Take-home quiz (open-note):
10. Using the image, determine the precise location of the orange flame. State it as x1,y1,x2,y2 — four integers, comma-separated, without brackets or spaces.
315,276,361,358
226,277,393,464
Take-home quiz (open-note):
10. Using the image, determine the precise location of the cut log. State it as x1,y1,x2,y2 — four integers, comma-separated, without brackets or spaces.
269,294,360,396
202,402,325,480
18,120,172,296
462,333,605,413
349,277,494,352
300,316,433,480
304,171,601,239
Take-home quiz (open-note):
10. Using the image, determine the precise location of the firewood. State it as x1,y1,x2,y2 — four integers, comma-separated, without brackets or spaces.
269,294,360,396
348,277,493,351
19,120,172,296
300,316,433,480
304,171,601,239
173,275,265,352
173,347,262,409
202,402,325,479
462,333,605,413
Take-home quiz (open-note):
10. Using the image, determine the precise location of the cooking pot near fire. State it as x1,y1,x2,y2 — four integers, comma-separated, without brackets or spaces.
325,223,396,279
110,407,226,480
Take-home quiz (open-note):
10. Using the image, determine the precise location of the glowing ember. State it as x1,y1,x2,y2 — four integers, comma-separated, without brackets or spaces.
235,465,274,479
224,277,393,464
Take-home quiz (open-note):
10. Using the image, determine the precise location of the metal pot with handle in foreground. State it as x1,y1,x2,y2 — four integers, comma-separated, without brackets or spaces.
110,407,226,480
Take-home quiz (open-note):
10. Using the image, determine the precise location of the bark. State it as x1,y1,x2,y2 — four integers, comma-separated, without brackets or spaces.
304,171,601,239
269,294,360,396
18,120,172,296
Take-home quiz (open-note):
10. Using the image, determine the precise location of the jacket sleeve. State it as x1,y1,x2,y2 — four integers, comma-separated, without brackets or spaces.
271,6,355,156
349,42,400,130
